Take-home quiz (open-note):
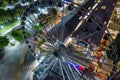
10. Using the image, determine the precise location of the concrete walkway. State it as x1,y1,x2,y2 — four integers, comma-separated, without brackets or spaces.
0,43,29,80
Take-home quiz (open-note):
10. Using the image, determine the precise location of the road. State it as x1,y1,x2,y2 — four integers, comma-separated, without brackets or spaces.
72,0,117,46
49,0,98,42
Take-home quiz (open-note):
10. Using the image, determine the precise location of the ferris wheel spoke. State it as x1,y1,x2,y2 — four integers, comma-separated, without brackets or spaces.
60,58,73,80
41,24,55,44
66,57,96,80
65,58,84,80
59,2,66,42
66,62,77,79
43,42,53,47
21,21,36,35
36,20,56,44
59,59,66,80
48,70,63,80
21,16,35,27
41,29,55,44
66,58,86,80
25,13,37,25
27,36,47,48
37,30,54,44
50,58,59,70
71,64,85,79
41,53,52,62
67,51,113,66
53,30,61,41
67,52,114,73
32,7,55,44
67,56,87,68
38,57,56,80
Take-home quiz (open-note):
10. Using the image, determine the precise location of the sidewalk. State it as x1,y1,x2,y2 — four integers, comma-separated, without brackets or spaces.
0,43,28,80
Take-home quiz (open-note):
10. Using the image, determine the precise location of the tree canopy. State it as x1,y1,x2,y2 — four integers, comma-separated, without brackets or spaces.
9,29,30,42
0,5,25,25
0,36,9,48
9,29,23,42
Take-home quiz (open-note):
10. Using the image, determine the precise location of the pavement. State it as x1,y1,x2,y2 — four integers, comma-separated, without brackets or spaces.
0,43,30,80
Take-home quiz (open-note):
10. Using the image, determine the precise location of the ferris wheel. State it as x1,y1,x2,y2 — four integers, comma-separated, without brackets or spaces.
21,0,118,80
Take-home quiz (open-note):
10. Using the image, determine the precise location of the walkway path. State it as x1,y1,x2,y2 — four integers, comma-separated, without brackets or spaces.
0,43,28,80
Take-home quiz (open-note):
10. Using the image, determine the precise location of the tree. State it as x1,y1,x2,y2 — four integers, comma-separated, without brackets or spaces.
0,36,9,48
0,9,13,24
2,0,18,5
0,5,25,25
2,0,10,5
14,5,25,15
9,29,23,42
9,29,30,42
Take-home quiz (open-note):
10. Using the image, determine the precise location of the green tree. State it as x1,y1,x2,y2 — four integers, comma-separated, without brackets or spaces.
12,0,18,3
2,0,18,5
0,5,25,25
0,36,9,48
0,9,13,24
14,5,25,15
9,29,23,42
2,0,10,5
9,29,30,42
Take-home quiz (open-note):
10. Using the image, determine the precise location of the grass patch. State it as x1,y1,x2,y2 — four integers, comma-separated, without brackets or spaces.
0,20,20,35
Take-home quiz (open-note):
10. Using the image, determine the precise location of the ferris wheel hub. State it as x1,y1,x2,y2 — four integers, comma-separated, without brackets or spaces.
52,40,67,57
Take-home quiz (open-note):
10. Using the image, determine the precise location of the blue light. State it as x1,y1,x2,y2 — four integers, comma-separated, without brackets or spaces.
67,61,79,67
66,60,85,72
62,0,68,2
